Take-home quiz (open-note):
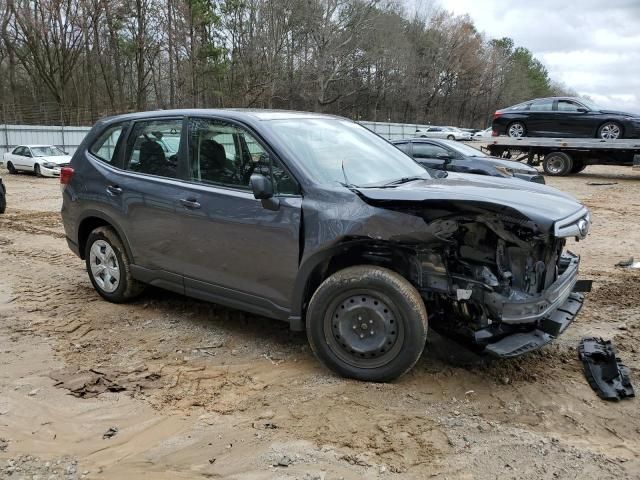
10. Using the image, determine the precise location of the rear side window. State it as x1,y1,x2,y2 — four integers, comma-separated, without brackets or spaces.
90,125,124,163
125,119,182,179
530,100,553,112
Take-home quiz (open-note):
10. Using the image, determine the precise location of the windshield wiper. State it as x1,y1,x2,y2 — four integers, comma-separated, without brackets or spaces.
383,175,427,186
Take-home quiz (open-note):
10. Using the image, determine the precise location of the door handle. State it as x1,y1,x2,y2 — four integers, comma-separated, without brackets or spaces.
106,185,123,196
180,198,201,209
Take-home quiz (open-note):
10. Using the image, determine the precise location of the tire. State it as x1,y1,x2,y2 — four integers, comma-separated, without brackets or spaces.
85,226,145,303
306,265,428,382
543,151,573,176
570,159,587,174
507,122,526,138
34,164,42,177
0,193,5,214
6,162,17,174
597,122,623,140
447,134,455,140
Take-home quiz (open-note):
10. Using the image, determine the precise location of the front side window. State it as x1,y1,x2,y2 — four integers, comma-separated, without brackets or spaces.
188,118,297,194
530,100,553,112
394,142,411,154
266,118,427,187
557,100,581,112
125,119,182,178
90,125,125,164
412,143,450,159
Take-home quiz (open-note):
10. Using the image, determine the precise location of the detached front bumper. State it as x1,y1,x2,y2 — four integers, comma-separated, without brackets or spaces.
474,252,589,357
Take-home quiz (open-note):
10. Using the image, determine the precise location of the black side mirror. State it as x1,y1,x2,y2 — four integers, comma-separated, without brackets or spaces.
250,173,279,211
436,153,451,160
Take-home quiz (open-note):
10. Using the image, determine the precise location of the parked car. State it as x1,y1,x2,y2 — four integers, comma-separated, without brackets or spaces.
3,145,72,177
393,138,545,183
61,109,591,382
473,127,493,139
414,126,472,141
493,97,640,139
0,175,6,214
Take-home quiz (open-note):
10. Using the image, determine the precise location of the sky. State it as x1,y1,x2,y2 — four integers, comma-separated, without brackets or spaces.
425,0,640,113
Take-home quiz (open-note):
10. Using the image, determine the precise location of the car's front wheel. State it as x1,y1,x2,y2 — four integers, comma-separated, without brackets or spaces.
34,164,43,177
507,122,526,138
306,266,428,382
6,162,17,174
597,122,623,140
447,134,455,140
85,226,145,303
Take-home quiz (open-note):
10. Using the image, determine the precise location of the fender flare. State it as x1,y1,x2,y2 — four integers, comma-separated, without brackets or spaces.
76,209,134,261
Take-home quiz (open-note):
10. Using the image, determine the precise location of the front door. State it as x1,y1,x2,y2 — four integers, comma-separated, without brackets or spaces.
411,142,451,171
178,117,301,316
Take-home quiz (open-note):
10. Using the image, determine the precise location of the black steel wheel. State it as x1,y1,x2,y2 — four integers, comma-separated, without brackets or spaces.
306,266,428,382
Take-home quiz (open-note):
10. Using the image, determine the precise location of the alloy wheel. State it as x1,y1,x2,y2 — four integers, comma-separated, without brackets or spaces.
600,123,621,140
508,123,525,137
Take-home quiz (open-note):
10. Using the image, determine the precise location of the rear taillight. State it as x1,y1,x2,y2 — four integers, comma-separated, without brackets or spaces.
60,167,74,185
493,110,502,120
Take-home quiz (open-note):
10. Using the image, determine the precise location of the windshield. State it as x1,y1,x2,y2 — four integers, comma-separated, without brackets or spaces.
266,118,428,187
443,140,488,157
577,98,602,111
31,146,66,157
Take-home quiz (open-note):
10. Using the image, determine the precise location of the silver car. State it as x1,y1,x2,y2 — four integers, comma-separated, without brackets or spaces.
415,126,472,141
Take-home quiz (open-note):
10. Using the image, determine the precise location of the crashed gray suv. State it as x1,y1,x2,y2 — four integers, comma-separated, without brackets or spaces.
60,110,591,381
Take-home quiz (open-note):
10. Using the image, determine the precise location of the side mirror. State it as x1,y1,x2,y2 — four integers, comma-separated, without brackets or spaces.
250,173,279,211
436,153,451,160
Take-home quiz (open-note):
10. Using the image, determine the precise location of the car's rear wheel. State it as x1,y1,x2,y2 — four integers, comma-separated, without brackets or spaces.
6,162,17,174
543,151,573,176
306,266,428,382
0,193,5,214
34,164,42,177
447,134,455,140
85,226,145,303
597,122,623,140
507,122,526,138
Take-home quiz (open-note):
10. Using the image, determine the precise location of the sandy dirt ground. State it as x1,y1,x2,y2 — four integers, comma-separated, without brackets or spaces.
0,165,639,479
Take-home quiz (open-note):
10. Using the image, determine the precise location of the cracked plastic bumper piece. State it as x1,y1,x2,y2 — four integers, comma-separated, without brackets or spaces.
579,337,635,401
484,292,584,358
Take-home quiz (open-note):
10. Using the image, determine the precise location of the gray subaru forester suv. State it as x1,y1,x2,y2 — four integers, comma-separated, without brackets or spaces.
61,109,591,381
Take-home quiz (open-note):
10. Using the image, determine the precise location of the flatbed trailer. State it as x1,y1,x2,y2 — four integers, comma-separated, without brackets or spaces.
485,137,640,176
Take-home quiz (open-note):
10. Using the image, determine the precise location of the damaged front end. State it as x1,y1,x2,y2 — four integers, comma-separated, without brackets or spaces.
404,207,592,357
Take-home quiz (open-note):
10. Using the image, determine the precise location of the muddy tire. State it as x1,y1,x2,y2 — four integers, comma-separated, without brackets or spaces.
306,266,428,382
570,159,587,174
85,226,144,303
543,151,573,176
34,164,42,177
6,162,17,174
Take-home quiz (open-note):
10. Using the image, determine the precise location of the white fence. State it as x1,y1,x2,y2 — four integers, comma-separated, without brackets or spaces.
0,124,91,154
0,120,427,154
358,121,431,140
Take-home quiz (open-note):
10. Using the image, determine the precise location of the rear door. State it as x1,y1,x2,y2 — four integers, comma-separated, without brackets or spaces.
527,99,555,136
113,117,188,287
10,147,30,169
177,117,301,316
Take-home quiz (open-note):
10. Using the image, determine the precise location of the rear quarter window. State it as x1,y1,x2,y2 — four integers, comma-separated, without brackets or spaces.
90,125,125,164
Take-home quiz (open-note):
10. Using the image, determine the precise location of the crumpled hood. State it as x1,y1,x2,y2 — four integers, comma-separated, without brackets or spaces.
356,173,585,230
38,155,72,165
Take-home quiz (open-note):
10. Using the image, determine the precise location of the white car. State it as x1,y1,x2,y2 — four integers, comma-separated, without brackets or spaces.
415,126,472,141
473,127,494,139
2,145,72,177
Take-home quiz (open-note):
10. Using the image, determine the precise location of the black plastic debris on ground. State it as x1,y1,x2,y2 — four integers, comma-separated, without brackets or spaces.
578,337,635,401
